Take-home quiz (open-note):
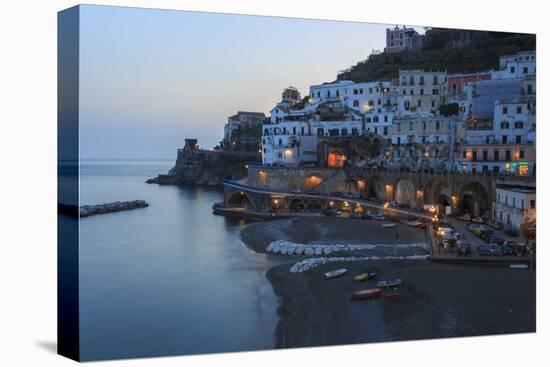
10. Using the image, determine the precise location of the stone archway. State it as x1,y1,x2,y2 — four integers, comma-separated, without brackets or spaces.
306,199,323,212
289,198,305,212
226,191,255,210
365,176,388,201
424,178,451,205
460,181,489,217
394,178,416,205
328,149,346,168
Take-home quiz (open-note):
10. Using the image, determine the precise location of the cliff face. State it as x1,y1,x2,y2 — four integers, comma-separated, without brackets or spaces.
148,148,260,186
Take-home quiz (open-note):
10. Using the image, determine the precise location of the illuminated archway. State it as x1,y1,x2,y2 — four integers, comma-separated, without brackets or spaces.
328,149,346,168
226,191,255,210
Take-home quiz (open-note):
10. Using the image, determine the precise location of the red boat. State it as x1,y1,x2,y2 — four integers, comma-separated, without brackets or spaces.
351,287,382,300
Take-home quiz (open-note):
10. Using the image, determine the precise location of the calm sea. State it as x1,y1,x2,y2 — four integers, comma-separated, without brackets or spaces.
78,160,280,360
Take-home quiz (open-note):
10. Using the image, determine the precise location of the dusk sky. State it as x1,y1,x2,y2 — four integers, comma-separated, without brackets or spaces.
78,5,413,159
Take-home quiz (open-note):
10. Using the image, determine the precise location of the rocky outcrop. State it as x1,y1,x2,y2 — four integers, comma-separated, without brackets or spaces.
147,140,260,186
80,200,149,217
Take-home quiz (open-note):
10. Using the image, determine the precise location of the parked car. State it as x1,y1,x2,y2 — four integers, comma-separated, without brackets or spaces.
362,213,374,220
487,221,504,230
349,212,362,220
373,215,386,221
471,217,484,224
501,245,514,256
438,220,455,229
504,228,520,237
487,236,505,245
455,242,471,256
477,245,491,256
488,243,502,256
459,213,471,221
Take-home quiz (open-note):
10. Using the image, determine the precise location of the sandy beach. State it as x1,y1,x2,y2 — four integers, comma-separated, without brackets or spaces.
241,217,536,349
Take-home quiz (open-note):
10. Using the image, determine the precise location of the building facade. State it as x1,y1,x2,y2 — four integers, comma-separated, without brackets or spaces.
493,187,536,229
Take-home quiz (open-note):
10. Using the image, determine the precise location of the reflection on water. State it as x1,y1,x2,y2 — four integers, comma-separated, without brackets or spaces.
78,161,279,361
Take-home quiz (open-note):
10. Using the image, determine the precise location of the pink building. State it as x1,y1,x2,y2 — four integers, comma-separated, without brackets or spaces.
385,26,424,54
447,72,492,96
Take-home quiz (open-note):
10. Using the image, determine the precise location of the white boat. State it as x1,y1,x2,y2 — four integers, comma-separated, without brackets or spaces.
381,223,396,228
324,268,348,279
377,278,402,288
510,264,528,269
406,220,423,227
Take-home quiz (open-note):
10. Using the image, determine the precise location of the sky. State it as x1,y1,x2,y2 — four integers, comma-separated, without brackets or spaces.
78,5,403,159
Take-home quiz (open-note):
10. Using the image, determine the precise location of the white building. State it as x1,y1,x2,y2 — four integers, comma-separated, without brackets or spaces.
309,80,393,113
492,50,536,79
396,70,447,117
493,187,536,229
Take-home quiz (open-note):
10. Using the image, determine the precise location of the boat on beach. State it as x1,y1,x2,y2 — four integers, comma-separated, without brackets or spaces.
351,287,382,300
324,268,348,279
381,223,396,228
354,271,377,282
377,278,402,288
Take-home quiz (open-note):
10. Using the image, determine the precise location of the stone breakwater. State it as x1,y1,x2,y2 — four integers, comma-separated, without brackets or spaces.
265,239,431,256
289,255,431,273
80,200,149,217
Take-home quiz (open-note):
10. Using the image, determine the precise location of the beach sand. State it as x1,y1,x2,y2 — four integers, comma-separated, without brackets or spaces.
241,217,536,349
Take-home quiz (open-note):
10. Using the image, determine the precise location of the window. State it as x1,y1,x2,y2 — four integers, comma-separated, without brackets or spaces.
353,100,359,107
374,127,378,134
433,76,438,85
359,88,363,94
397,137,401,145
517,106,522,114
341,128,348,136
352,128,358,136
472,151,478,160
452,83,457,92
519,150,525,159
463,150,467,158
278,153,282,159
409,121,414,131
264,129,269,135
383,127,388,135
366,117,371,123
510,66,515,74
431,100,435,108
301,127,305,135
317,128,324,136
521,199,524,209
483,150,488,161
336,90,339,97
422,121,426,130
353,89,358,95
384,115,388,122
378,99,381,105
503,106,508,114
292,127,296,135
501,121,509,129
527,85,533,94
409,76,414,85
278,139,282,146
530,200,536,209
516,135,522,144
410,89,414,95
282,127,287,134
419,76,425,85
502,135,508,144
417,100,422,107
432,89,439,95
420,89,424,95
523,67,528,74
373,116,379,123
505,150,511,161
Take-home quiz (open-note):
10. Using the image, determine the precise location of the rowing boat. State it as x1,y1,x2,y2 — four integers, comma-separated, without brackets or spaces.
324,268,348,279
351,287,382,300
377,278,402,288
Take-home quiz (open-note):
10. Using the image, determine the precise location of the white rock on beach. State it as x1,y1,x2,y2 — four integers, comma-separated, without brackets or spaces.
304,247,315,256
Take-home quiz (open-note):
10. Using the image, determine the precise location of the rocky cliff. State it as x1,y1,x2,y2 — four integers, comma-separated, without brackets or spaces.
147,145,260,186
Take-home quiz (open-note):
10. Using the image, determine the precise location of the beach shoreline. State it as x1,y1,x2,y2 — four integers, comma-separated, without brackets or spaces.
241,217,536,349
